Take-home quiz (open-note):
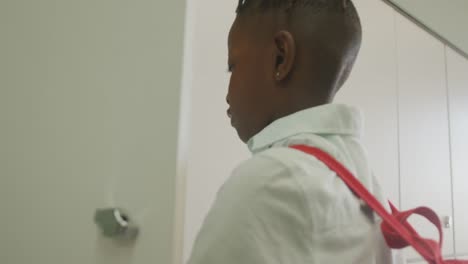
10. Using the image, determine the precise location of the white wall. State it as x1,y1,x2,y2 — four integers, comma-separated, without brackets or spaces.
395,13,454,259
183,0,468,262
388,0,468,57
182,0,246,260
447,47,468,257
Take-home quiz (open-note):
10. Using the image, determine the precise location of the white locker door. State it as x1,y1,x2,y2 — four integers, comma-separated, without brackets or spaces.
0,1,188,264
335,0,400,205
446,47,468,256
395,13,455,259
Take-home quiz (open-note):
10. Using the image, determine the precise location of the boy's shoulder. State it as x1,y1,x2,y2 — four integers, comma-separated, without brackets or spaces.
219,146,334,200
254,146,330,172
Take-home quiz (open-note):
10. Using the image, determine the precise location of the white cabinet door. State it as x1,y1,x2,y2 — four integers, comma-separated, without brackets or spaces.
335,0,400,205
0,1,188,263
395,13,454,258
446,48,468,256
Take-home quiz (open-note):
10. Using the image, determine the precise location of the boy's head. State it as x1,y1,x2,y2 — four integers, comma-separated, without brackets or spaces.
226,0,362,142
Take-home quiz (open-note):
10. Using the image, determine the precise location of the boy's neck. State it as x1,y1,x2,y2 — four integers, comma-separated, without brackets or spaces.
271,95,332,125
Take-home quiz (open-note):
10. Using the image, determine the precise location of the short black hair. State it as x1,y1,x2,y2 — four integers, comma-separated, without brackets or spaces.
237,0,358,16
235,0,362,96
235,0,361,35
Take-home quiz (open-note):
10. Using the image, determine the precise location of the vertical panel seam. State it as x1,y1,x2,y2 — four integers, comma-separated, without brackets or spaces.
392,10,402,209
444,45,457,257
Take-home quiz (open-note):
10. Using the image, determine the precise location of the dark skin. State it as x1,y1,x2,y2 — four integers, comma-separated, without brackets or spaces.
226,10,360,142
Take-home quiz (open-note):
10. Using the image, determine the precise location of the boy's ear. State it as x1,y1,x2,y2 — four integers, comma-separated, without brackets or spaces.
273,30,296,81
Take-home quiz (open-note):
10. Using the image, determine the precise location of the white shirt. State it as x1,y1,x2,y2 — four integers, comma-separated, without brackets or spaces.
187,104,398,264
